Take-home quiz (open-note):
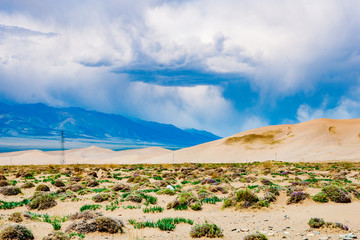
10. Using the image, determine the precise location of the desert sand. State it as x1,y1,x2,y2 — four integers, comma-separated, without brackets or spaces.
1,118,360,165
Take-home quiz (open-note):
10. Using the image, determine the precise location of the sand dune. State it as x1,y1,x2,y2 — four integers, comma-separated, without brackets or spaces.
1,118,360,165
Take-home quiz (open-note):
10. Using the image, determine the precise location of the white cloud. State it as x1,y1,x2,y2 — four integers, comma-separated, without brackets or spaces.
1,0,360,136
296,97,360,122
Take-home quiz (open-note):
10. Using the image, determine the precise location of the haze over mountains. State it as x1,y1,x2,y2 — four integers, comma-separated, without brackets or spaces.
0,103,219,152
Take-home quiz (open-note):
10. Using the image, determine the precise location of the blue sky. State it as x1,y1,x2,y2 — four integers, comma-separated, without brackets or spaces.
0,0,360,137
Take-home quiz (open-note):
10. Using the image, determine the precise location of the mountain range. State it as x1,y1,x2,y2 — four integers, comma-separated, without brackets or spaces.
0,103,219,151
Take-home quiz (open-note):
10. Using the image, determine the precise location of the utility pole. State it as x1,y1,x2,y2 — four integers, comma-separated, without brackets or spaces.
60,131,65,165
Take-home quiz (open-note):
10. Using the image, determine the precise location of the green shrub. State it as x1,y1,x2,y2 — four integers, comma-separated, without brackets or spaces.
143,206,164,213
322,185,351,203
0,224,34,240
308,218,325,228
80,204,102,212
313,192,329,203
244,232,268,240
190,222,224,238
190,203,202,211
52,221,62,231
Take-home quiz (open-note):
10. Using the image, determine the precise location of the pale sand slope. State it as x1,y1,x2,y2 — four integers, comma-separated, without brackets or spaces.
146,118,360,164
0,146,171,165
1,118,360,165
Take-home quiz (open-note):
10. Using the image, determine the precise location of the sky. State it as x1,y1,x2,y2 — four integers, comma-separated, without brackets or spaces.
0,0,360,137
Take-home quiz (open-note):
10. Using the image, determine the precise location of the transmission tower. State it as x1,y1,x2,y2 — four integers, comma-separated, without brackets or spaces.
60,131,65,165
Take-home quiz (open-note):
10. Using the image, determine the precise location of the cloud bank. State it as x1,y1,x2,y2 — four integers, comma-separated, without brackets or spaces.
0,0,360,136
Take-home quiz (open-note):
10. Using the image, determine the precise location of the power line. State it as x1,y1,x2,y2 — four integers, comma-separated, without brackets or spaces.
60,131,65,165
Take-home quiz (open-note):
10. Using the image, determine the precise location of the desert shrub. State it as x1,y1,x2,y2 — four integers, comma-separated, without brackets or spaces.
267,185,280,196
156,188,176,196
197,189,213,200
262,192,277,203
0,174,7,180
0,224,34,240
28,194,57,210
126,175,147,183
69,176,82,182
69,210,103,221
308,218,325,228
243,232,268,240
36,184,50,192
92,194,110,203
167,192,199,210
190,222,224,238
236,189,258,203
261,179,273,185
8,212,23,223
190,203,202,211
42,231,70,240
69,184,84,192
287,191,308,204
65,220,97,234
111,184,130,192
209,185,228,194
325,222,349,231
0,180,9,187
312,192,329,203
222,198,236,208
124,193,143,203
86,179,99,187
53,180,65,188
96,216,124,233
0,186,21,196
322,185,351,203
21,182,35,189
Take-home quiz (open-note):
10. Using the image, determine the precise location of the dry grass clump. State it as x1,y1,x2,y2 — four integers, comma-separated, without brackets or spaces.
0,180,9,187
8,212,23,223
68,184,84,192
53,180,65,188
42,231,70,240
0,224,34,240
0,186,21,196
35,184,50,192
20,182,35,189
66,213,124,234
86,179,99,187
92,194,110,203
28,193,57,210
112,184,130,192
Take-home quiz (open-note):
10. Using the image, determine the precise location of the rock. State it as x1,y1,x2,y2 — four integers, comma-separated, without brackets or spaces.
166,185,175,191
319,237,330,240
241,229,249,232
313,231,321,235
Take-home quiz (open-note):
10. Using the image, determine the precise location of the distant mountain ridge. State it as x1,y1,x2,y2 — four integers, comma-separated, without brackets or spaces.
0,103,219,147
